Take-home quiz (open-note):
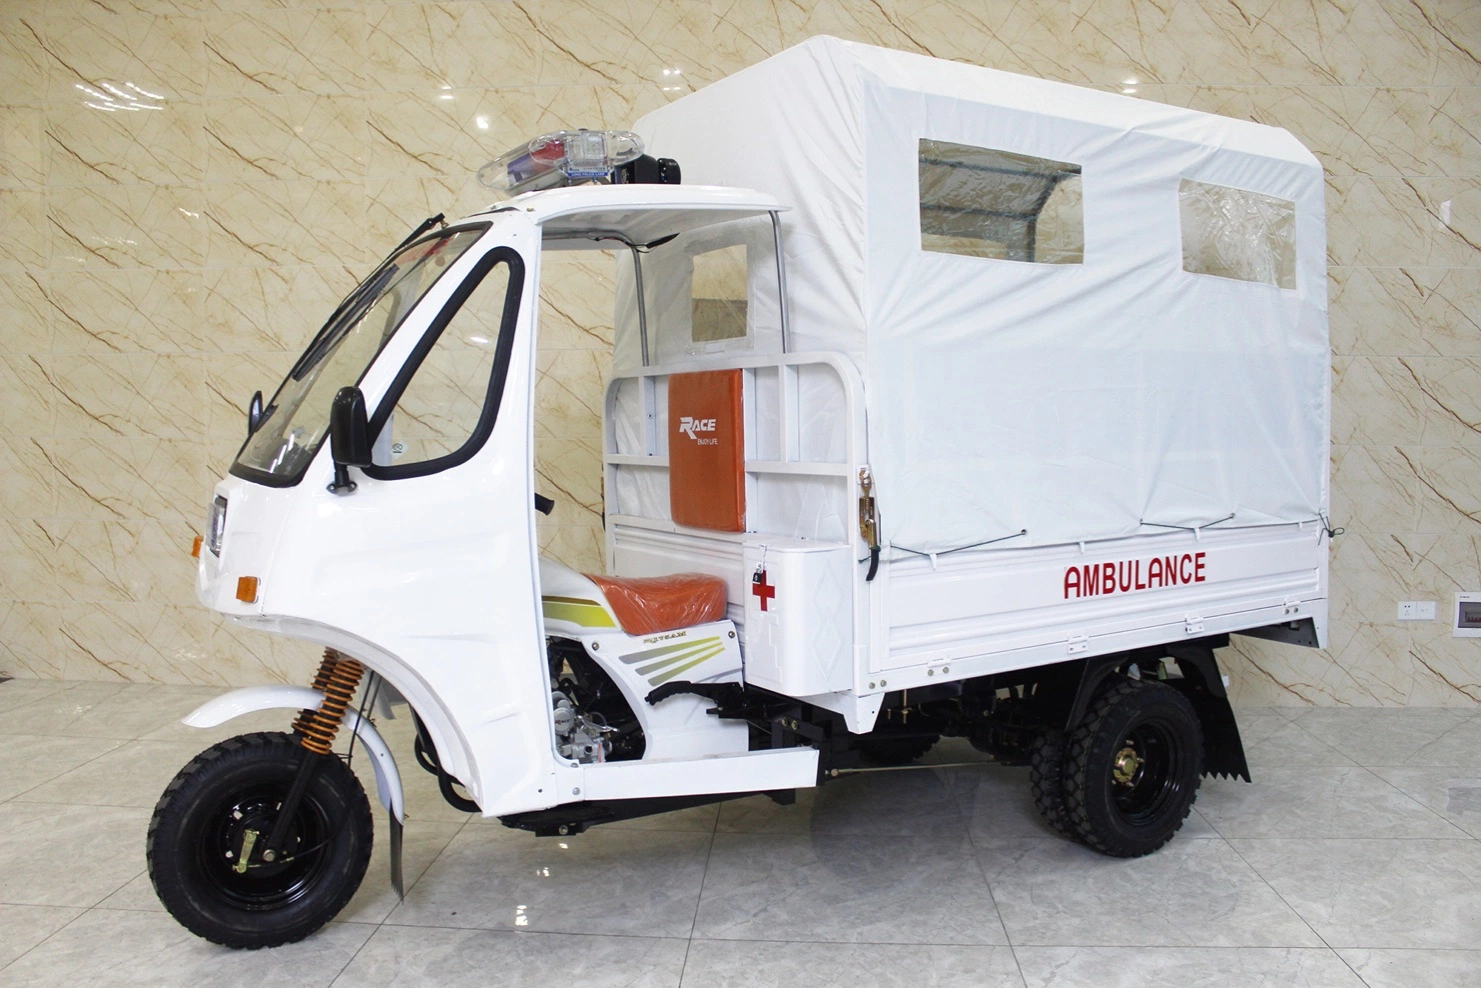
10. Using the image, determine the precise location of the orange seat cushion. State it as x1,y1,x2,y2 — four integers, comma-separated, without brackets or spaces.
585,573,728,636
668,370,745,532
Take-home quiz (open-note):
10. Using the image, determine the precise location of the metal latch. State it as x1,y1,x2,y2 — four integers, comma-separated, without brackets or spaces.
858,467,881,581
1067,634,1089,655
1184,614,1205,635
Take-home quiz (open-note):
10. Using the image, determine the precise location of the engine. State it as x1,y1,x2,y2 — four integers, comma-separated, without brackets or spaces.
546,638,645,764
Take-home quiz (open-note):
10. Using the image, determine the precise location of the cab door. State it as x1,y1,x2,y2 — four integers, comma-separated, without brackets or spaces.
263,218,560,816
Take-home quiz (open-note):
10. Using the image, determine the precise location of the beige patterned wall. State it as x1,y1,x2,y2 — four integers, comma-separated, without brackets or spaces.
0,0,1476,706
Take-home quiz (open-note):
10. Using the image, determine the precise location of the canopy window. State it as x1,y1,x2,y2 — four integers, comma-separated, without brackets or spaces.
1179,178,1297,290
918,139,1083,264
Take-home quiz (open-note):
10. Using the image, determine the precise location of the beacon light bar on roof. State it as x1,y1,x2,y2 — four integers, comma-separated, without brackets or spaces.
477,129,646,195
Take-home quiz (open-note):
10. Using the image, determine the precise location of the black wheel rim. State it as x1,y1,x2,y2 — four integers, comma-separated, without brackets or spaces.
195,780,333,911
1108,716,1185,827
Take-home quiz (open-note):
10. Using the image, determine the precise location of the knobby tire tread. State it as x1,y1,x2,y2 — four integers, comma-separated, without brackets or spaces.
1062,677,1198,858
147,731,373,950
1028,728,1074,838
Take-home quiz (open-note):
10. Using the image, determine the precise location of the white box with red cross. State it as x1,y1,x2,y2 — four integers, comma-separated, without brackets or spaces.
741,539,854,696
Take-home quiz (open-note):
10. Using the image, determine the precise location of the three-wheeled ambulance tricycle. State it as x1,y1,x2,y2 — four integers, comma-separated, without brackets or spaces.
149,38,1330,948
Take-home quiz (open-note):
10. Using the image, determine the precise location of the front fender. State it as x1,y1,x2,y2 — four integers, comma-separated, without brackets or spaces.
184,686,405,823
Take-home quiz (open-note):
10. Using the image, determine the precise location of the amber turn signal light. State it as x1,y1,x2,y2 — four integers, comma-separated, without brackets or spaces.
236,576,260,603
191,535,203,558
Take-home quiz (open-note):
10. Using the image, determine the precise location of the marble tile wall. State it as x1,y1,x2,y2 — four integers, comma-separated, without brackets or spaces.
0,0,1475,706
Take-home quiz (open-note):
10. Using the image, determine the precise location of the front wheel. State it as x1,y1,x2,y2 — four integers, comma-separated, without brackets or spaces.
1062,678,1203,857
147,732,373,949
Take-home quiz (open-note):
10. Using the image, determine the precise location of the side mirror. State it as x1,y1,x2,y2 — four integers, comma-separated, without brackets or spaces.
328,386,371,495
247,390,265,435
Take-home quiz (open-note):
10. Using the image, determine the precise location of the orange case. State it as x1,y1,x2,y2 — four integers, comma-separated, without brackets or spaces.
668,370,745,532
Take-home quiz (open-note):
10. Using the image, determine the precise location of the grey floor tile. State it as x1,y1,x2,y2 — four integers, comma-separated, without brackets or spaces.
387,825,711,937
693,833,1007,945
339,819,467,925
1368,768,1481,838
1198,766,1469,838
681,939,1025,987
0,684,214,740
0,802,151,907
0,735,123,802
948,763,1064,839
979,838,1322,948
1290,709,1481,768
716,768,968,837
0,908,374,988
0,679,76,714
0,904,83,970
13,739,206,808
1242,721,1360,770
333,926,687,988
1231,838,1481,949
1334,948,1481,987
1014,946,1366,987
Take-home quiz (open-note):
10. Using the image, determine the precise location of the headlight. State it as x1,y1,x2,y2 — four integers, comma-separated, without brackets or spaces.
207,496,228,556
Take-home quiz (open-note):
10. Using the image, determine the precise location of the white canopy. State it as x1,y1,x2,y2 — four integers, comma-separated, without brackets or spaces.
631,36,1329,554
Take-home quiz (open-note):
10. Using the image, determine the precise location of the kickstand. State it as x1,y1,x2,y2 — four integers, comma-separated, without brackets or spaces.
388,813,404,900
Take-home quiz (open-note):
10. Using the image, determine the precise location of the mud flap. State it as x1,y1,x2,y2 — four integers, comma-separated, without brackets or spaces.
1164,643,1250,782
389,813,404,899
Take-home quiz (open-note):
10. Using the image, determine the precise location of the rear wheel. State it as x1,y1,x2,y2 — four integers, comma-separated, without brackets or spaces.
1028,728,1073,837
1062,678,1202,857
147,732,373,949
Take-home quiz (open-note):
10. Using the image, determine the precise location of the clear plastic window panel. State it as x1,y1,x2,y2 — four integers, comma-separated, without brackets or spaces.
918,140,1083,264
1179,178,1296,289
374,261,512,466
691,244,748,343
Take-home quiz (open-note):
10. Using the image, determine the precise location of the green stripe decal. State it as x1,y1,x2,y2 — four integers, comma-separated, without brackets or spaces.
647,646,728,686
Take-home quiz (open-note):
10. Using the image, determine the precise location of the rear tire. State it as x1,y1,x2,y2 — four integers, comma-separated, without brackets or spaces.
1028,728,1073,837
1063,678,1203,857
147,732,373,949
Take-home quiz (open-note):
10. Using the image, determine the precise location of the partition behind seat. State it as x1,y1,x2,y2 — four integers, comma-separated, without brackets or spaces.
668,370,745,531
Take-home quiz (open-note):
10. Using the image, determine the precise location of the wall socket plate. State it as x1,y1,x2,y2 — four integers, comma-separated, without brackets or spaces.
1397,601,1437,621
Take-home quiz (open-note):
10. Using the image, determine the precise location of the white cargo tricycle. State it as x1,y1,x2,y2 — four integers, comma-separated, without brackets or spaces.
150,38,1331,948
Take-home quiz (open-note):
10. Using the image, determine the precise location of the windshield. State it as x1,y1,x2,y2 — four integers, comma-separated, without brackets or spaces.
233,226,487,484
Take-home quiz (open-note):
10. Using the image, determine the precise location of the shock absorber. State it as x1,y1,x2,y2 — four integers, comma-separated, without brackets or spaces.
290,649,340,739
297,650,364,755
261,648,363,861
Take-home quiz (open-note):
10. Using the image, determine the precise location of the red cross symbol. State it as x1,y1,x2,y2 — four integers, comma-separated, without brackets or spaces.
752,570,776,612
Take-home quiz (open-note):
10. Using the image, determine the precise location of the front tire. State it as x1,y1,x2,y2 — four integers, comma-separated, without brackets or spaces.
147,732,373,949
1062,678,1203,857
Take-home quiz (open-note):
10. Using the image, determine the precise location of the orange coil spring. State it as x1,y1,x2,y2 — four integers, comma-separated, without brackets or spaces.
298,649,365,756
291,650,341,738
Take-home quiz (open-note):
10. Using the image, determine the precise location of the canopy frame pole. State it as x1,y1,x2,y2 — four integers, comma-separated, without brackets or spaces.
628,245,650,366
770,211,790,353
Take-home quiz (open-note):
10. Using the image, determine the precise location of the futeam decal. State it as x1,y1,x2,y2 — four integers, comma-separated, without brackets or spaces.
1064,551,1206,600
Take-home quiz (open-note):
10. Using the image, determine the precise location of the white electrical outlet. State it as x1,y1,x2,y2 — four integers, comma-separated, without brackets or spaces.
1397,601,1436,621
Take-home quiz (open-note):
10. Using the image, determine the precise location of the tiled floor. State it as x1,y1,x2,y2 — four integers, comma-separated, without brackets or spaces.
2,678,1480,987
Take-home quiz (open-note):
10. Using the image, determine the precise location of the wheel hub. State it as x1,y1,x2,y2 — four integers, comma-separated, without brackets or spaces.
1111,744,1143,786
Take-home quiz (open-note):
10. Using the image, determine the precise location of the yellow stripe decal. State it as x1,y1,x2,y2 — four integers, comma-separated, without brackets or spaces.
541,598,616,628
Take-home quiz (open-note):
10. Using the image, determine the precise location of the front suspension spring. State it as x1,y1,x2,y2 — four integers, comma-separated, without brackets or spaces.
296,648,364,756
